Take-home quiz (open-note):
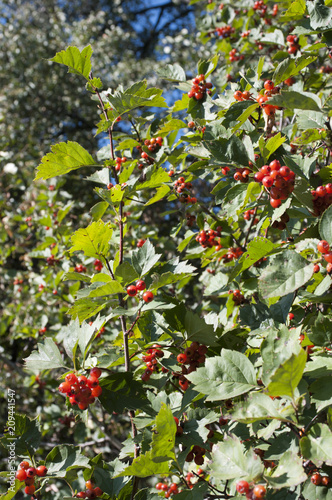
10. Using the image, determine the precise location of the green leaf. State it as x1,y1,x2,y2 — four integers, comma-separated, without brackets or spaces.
62,272,91,283
114,262,139,285
46,445,91,478
309,376,332,411
259,250,314,299
186,349,257,401
267,451,307,488
184,310,218,346
58,317,105,357
145,185,171,206
204,135,249,166
300,424,332,466
24,338,68,371
50,45,93,79
266,348,307,398
0,481,23,499
273,55,317,85
232,103,260,133
156,64,186,81
90,201,109,220
35,141,96,180
261,326,302,386
107,80,167,116
309,312,332,347
77,280,124,298
307,0,332,29
116,404,176,477
268,90,322,112
210,435,264,481
137,167,170,190
261,132,287,161
230,392,294,423
70,220,113,258
197,54,219,77
0,414,41,456
319,204,332,244
99,373,149,414
280,0,306,21
228,237,278,282
131,240,162,277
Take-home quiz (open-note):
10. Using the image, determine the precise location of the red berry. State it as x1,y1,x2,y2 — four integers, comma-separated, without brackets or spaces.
317,240,330,253
36,465,47,477
321,476,330,486
65,373,78,385
142,291,154,303
24,485,36,495
264,80,274,91
93,487,103,497
20,461,30,470
127,285,137,297
253,485,266,498
91,385,102,397
236,480,250,494
161,484,168,491
324,252,332,263
289,313,295,320
313,264,320,273
90,367,102,379
86,488,97,499
58,381,71,394
270,198,281,208
85,480,95,490
156,483,163,490
177,353,187,364
169,483,179,493
26,467,36,477
16,469,27,481
87,376,99,388
76,493,87,499
77,375,88,386
136,280,146,291
311,473,322,485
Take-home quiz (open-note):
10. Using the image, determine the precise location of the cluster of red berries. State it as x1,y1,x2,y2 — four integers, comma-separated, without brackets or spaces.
186,213,196,227
16,461,47,496
188,74,213,100
253,159,295,208
243,209,256,221
229,48,244,62
271,212,289,230
215,25,235,38
233,90,253,102
46,255,59,266
317,240,332,275
75,264,87,273
76,480,103,498
173,177,197,204
144,136,163,152
220,246,243,263
58,368,102,411
310,472,330,486
195,227,222,249
233,167,252,183
236,480,266,499
39,326,47,335
156,481,181,498
115,156,126,172
311,183,332,215
241,30,251,38
94,259,103,272
286,34,300,55
320,65,332,74
13,277,23,286
136,239,146,248
230,289,245,306
141,345,165,382
185,445,206,465
256,80,281,116
127,280,154,303
175,342,208,391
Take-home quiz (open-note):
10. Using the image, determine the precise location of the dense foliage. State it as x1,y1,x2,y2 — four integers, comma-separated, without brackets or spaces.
1,1,332,500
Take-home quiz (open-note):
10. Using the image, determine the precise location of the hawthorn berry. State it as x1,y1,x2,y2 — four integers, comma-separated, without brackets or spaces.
91,385,102,397
16,469,27,481
76,493,87,499
142,291,154,303
136,280,146,291
236,480,250,494
26,467,36,477
313,264,320,273
127,285,138,297
317,240,330,253
93,487,103,496
36,465,48,477
311,473,322,485
252,485,266,498
321,476,330,486
90,368,102,379
24,485,36,495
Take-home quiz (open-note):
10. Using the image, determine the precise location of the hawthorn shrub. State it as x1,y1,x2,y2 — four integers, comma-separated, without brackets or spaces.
1,1,332,500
